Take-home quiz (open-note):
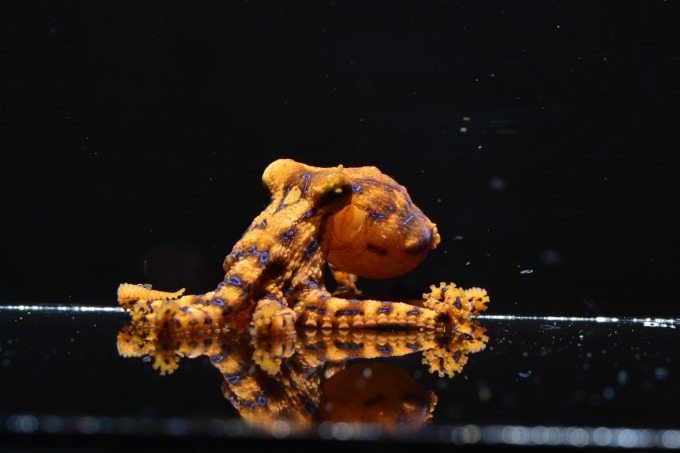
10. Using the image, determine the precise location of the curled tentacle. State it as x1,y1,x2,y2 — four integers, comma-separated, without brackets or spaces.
117,283,185,309
421,321,489,378
423,282,489,329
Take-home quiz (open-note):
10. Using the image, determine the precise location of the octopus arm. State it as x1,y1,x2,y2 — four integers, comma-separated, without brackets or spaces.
295,283,488,332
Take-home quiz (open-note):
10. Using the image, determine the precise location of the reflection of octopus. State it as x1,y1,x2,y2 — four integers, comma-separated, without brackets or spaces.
117,324,488,433
118,159,488,337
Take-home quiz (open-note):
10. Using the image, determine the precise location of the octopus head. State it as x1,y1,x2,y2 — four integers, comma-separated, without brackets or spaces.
327,166,441,279
262,159,440,279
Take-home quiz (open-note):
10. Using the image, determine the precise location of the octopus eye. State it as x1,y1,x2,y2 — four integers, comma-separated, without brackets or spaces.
331,204,365,247
313,172,352,213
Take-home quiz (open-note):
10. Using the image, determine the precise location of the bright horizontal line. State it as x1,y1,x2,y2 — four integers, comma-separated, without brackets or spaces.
0,306,678,326
477,314,680,325
0,305,124,313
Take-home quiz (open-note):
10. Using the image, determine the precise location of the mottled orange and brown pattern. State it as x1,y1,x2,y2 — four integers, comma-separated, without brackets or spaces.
117,159,488,337
117,325,489,432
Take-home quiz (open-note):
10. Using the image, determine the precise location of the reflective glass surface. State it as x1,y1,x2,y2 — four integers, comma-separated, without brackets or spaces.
1,308,678,449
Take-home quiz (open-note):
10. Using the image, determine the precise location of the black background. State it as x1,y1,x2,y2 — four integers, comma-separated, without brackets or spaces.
2,1,679,318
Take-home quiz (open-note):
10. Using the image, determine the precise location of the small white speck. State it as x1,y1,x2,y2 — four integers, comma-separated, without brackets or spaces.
270,420,291,438
520,269,534,274
489,176,506,191
603,387,616,400
655,367,669,381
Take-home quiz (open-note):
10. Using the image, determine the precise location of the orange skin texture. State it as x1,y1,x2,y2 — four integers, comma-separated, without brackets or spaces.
117,159,488,337
118,326,489,431
327,164,441,279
